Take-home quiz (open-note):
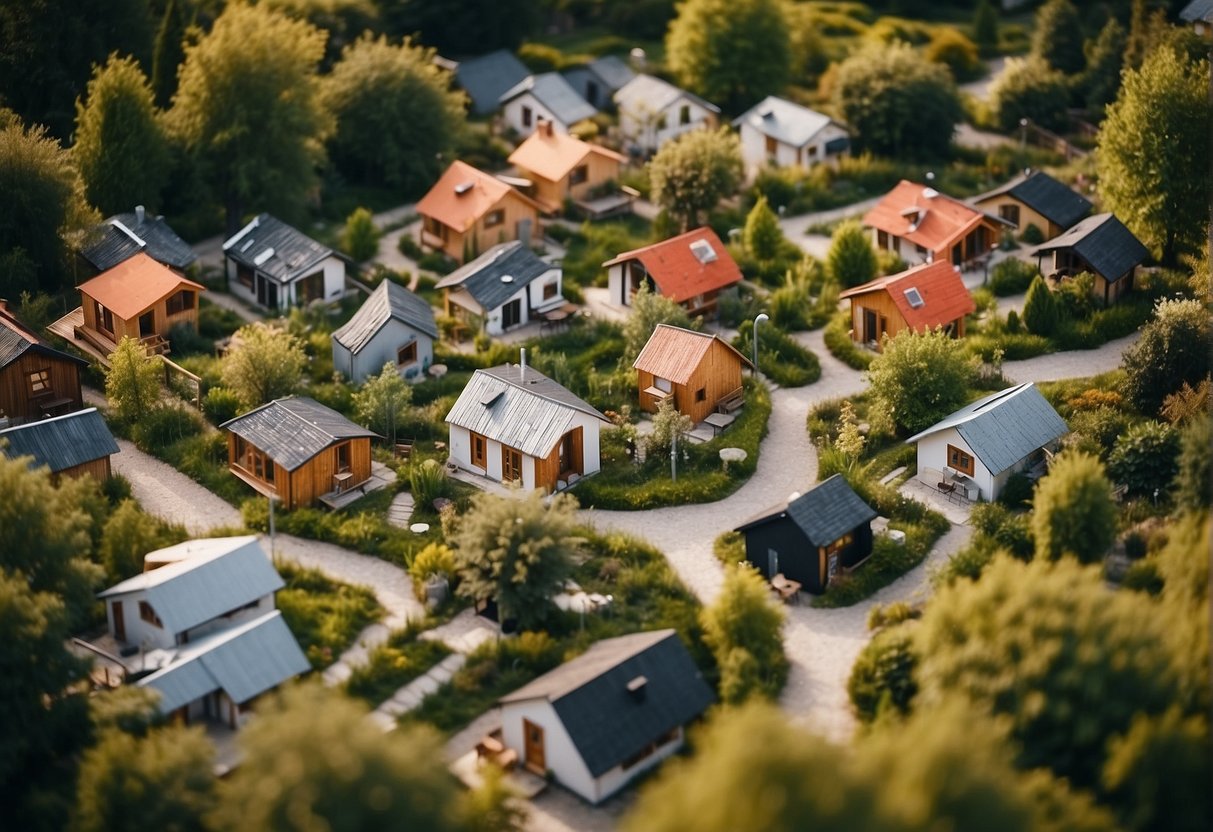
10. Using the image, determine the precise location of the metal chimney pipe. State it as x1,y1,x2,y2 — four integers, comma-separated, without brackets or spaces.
520,347,527,383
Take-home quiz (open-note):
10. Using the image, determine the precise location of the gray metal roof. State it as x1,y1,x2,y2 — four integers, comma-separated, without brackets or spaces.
80,209,198,272
1033,212,1149,283
499,72,597,125
614,73,720,116
586,56,635,91
445,364,607,458
332,280,438,354
971,170,1091,230
0,312,87,370
221,397,378,472
454,49,531,115
500,629,713,778
735,474,876,546
734,96,840,148
0,408,118,474
139,610,310,713
434,241,554,312
222,214,334,284
905,383,1069,475
1181,0,1213,22
98,536,285,635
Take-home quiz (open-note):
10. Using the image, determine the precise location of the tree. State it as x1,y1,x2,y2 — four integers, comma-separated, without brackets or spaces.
1107,421,1180,499
742,196,782,263
0,120,95,296
150,0,187,108
322,36,464,194
341,207,380,262
1079,18,1126,112
105,336,162,424
973,0,1000,57
452,491,578,629
1121,298,1212,415
379,0,540,55
220,323,307,409
701,566,786,704
213,684,467,832
916,555,1178,790
833,42,963,159
168,2,331,235
73,54,170,217
925,28,982,83
988,57,1071,133
352,362,412,447
1096,48,1211,264
1031,451,1116,563
644,395,694,461
98,500,183,584
1173,415,1211,513
665,0,791,115
622,282,696,362
72,726,216,832
866,328,973,435
848,621,917,722
648,127,743,231
826,220,878,288
1022,275,1061,336
1031,0,1085,75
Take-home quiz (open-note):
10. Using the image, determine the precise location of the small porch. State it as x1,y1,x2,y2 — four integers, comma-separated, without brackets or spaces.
48,307,169,367
317,461,397,510
573,186,639,220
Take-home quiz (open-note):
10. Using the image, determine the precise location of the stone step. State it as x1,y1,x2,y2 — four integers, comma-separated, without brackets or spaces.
879,465,908,486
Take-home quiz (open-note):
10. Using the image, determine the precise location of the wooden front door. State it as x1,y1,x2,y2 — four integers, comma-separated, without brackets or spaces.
523,719,545,774
138,311,155,337
502,447,523,484
502,299,522,330
862,308,877,343
298,271,324,304
112,601,125,641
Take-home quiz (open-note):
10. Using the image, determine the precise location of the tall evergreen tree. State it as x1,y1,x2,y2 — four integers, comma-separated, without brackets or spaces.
1032,0,1086,76
151,0,188,108
1080,18,1127,112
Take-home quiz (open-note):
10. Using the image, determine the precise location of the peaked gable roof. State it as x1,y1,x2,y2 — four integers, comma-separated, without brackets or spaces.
435,240,555,312
736,474,877,546
500,629,714,778
582,55,635,91
499,72,597,126
508,127,625,183
99,536,285,635
445,363,607,459
971,170,1092,230
1033,212,1149,282
417,161,540,233
863,180,996,254
222,214,336,284
614,73,720,115
906,383,1069,475
632,324,751,384
81,209,198,272
0,304,87,370
332,280,438,354
78,252,206,321
602,227,742,303
1181,0,1213,22
838,260,976,331
221,396,378,471
734,96,841,148
454,49,530,115
0,408,118,473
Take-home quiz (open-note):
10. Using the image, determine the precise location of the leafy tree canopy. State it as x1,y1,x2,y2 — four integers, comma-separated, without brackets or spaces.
1031,450,1116,563
988,57,1071,133
352,361,413,446
648,127,743,231
866,328,974,435
1031,0,1085,75
700,566,787,704
1120,297,1211,415
826,220,878,288
221,323,307,409
622,282,696,363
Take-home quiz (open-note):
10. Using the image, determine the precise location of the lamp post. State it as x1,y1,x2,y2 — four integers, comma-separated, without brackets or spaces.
1019,118,1028,151
752,314,769,378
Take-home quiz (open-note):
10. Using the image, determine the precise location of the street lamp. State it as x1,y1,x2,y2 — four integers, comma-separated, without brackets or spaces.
752,314,769,378
1019,118,1029,151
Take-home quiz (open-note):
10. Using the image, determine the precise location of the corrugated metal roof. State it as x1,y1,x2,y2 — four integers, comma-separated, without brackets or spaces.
500,629,713,777
221,397,378,472
632,324,750,385
80,210,198,272
445,364,607,458
454,49,531,115
332,280,438,354
499,72,597,126
905,383,1069,475
139,610,310,712
0,306,87,370
971,170,1091,230
1181,0,1213,22
1033,213,1149,283
0,408,118,473
222,214,334,284
435,241,554,312
99,536,285,635
614,74,720,115
734,96,840,148
736,474,876,545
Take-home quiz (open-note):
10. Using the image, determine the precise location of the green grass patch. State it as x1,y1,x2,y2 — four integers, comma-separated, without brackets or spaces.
345,621,453,705
733,325,821,387
276,562,382,669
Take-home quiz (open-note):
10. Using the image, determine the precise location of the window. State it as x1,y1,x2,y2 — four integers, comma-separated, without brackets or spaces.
569,165,588,186
824,533,854,555
470,432,487,468
336,441,351,473
138,601,163,628
94,300,114,334
947,444,975,476
542,281,558,301
397,341,418,366
695,388,706,402
484,209,504,229
166,289,196,315
808,145,818,158
27,368,50,396
999,204,1021,227
522,105,533,128
656,114,668,130
235,436,275,485
237,264,254,289
679,104,691,125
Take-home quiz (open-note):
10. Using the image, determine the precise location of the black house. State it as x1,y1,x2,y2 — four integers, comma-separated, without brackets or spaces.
734,474,877,594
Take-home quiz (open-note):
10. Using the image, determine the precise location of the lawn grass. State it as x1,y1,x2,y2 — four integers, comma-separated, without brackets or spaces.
345,621,453,705
275,563,382,669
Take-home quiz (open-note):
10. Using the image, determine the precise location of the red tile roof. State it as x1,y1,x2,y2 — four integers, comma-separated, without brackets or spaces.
78,253,205,321
417,160,541,233
602,227,742,303
838,260,975,331
863,180,988,255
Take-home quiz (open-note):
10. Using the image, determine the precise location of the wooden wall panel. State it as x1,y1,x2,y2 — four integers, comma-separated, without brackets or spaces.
0,353,83,422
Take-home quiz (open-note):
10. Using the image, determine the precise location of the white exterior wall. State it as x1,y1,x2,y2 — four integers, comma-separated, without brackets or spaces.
448,412,601,490
871,229,931,266
500,700,600,803
334,319,435,383
108,591,175,650
502,94,571,136
485,285,532,336
739,122,851,177
227,255,346,311
915,428,994,501
606,264,628,308
588,728,684,803
525,268,564,315
619,97,714,155
573,411,602,475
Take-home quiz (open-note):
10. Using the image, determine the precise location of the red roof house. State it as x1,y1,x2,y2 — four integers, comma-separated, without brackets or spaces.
838,260,976,349
603,228,741,318
863,180,1005,269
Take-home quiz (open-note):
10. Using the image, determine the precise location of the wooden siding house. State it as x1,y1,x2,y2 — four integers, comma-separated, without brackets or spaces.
734,474,877,595
0,301,85,424
970,170,1092,240
1032,213,1149,306
864,180,1007,268
417,161,544,264
507,121,626,215
603,228,742,318
837,260,976,349
633,324,752,423
221,397,378,510
0,408,118,483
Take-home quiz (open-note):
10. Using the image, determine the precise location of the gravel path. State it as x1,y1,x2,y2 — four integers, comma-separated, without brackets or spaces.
109,438,243,533
1003,330,1139,383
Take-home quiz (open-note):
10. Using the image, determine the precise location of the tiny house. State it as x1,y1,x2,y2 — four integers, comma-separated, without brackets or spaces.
604,227,741,318
1033,213,1149,306
223,214,346,311
838,260,976,349
633,324,751,424
0,301,85,423
864,180,1006,268
970,170,1092,240
331,280,438,382
417,161,544,264
76,252,205,357
0,408,118,483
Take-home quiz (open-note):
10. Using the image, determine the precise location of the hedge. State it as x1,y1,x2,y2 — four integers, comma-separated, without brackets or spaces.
824,310,873,370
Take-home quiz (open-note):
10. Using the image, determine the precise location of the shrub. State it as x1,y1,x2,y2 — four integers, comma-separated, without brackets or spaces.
1121,298,1211,416
408,542,457,601
1022,275,1060,336
517,42,565,72
131,404,204,451
998,472,1035,509
1108,421,1181,499
1005,309,1021,333
202,386,241,424
1032,451,1116,563
1020,223,1044,244
701,565,787,704
397,234,423,260
275,563,381,669
167,322,213,356
876,249,907,276
1066,406,1132,459
989,258,1038,296
925,27,982,82
848,622,918,722
867,328,973,435
345,627,451,705
733,323,821,387
341,207,380,262
823,310,872,369
713,531,745,567
826,220,878,288
1054,272,1098,321
417,251,456,275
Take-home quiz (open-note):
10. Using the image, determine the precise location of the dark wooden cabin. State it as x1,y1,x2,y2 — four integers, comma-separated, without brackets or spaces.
734,474,877,594
0,301,86,424
0,408,119,483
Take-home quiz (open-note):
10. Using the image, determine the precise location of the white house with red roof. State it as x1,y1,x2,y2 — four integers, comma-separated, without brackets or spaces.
838,260,976,349
602,228,741,318
863,180,1007,268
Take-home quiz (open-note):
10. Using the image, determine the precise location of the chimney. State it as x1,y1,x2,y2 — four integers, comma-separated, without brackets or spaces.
520,347,527,383
135,205,145,224
539,117,553,137
626,675,647,702
518,217,532,250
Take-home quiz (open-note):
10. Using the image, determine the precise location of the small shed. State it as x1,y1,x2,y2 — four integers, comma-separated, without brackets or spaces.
733,96,850,177
0,407,118,483
734,474,877,595
1032,213,1149,306
0,300,85,423
864,180,1007,268
507,122,626,215
614,74,720,156
223,214,346,311
838,260,976,348
451,49,531,116
632,324,751,423
331,280,438,382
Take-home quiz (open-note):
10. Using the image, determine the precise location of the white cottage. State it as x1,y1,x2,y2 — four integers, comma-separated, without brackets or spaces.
445,362,608,493
331,280,438,382
435,241,564,336
499,629,713,804
906,383,1069,502
223,214,347,311
499,72,597,136
614,74,720,156
734,96,850,178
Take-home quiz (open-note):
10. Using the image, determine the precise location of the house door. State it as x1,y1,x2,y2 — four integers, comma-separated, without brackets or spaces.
862,309,877,343
767,549,778,578
502,299,522,330
502,447,523,484
139,311,155,337
256,276,278,309
298,271,324,304
112,601,125,641
523,719,546,774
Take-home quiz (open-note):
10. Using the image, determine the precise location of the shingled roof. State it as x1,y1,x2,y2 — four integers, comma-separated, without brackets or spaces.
221,397,378,471
508,127,625,184
332,280,438,354
499,629,713,778
80,208,198,272
602,227,741,304
614,74,719,116
632,324,751,384
1181,0,1213,22
222,214,336,285
1033,212,1149,283
454,49,530,115
734,96,842,148
417,161,541,234
499,72,597,126
0,408,117,474
838,260,976,332
971,170,1092,230
78,253,205,321
435,241,555,312
735,474,877,547
0,304,87,371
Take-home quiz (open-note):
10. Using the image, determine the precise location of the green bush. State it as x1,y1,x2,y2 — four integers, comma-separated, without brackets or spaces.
517,42,566,72
998,472,1035,508
713,530,745,567
202,386,241,424
167,322,213,356
965,330,1052,362
848,622,918,722
1108,421,1181,498
408,542,457,600
408,459,451,506
989,258,1038,296
1022,275,1061,335
417,251,456,275
1068,406,1133,459
131,404,205,451
1019,223,1045,245
198,301,244,341
398,234,423,260
933,535,1003,587
345,622,451,705
276,563,382,669
823,310,872,369
970,502,1034,558
733,323,821,387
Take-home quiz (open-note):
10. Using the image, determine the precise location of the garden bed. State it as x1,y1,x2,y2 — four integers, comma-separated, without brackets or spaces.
345,622,453,705
276,563,382,669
